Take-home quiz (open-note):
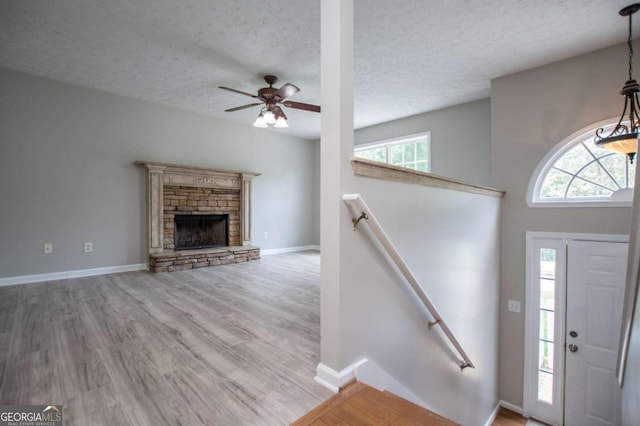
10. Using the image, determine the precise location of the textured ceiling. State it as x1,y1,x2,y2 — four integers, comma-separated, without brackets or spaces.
0,0,636,140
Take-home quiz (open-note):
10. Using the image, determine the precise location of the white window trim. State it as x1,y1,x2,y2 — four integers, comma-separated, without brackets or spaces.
354,131,431,171
523,234,566,424
526,118,633,208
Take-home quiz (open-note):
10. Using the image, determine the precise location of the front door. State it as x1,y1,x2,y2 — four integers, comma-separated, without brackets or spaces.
564,240,627,426
525,234,628,425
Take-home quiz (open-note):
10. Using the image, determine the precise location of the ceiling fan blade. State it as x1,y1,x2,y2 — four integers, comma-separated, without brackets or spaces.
274,83,300,100
219,86,258,98
282,101,321,113
225,103,263,112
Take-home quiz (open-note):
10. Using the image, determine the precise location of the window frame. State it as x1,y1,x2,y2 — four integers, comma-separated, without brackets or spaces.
527,118,634,208
354,132,431,173
523,234,567,424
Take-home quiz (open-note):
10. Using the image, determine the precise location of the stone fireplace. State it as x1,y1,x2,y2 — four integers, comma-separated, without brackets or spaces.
135,161,260,272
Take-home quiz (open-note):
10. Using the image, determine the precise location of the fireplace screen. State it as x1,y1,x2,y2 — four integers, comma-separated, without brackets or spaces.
174,214,228,251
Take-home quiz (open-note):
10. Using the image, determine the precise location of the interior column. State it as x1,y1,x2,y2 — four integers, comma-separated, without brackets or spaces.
318,0,355,384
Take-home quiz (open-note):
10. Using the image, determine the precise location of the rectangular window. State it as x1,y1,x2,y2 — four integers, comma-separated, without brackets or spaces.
526,234,567,424
354,132,430,172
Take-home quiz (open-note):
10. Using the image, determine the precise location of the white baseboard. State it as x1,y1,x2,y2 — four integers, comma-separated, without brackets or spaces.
261,245,320,256
484,402,501,426
0,263,148,287
500,400,523,414
314,359,367,393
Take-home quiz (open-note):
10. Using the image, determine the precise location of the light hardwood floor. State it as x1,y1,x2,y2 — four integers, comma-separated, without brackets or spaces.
292,381,458,425
0,251,333,425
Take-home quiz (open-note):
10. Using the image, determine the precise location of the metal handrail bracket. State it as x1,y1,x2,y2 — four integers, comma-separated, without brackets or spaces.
343,193,475,370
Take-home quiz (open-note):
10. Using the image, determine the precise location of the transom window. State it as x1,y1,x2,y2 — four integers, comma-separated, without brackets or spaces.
528,120,635,207
354,132,430,172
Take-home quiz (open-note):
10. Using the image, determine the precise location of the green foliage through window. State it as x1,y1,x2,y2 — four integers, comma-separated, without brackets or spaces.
535,123,635,204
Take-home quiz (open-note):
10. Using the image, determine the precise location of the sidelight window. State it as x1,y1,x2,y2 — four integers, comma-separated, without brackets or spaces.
538,248,556,404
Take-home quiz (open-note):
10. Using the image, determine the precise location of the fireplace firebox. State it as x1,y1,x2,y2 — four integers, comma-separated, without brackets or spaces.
174,214,228,251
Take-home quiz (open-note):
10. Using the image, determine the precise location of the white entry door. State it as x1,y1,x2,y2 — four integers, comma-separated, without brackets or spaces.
564,240,627,426
525,234,628,426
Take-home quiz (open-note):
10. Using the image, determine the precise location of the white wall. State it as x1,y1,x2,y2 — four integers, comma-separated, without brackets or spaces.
339,176,501,425
0,68,316,279
355,99,491,186
491,41,635,407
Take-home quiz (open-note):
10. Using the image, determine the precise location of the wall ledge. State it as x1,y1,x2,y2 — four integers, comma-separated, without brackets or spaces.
351,157,505,198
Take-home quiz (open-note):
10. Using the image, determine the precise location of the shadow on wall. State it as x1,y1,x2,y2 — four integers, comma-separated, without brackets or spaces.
337,175,502,425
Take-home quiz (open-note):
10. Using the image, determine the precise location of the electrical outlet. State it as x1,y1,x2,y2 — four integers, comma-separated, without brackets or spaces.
44,243,53,254
84,242,93,253
264,232,269,240
508,300,521,313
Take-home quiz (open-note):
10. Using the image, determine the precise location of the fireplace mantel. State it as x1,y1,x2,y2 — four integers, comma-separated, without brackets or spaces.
135,161,260,261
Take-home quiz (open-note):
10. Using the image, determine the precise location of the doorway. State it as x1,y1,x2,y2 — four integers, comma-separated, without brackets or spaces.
524,232,628,425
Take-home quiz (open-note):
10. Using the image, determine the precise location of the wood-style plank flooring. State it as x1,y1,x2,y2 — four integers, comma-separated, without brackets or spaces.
292,381,458,425
292,381,546,426
0,251,333,425
492,408,549,426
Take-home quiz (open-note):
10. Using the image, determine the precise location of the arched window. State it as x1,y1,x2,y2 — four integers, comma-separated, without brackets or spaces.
528,120,635,207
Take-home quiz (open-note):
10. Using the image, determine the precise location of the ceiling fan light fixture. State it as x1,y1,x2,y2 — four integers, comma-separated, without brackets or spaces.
221,75,320,129
253,113,268,128
594,3,640,163
274,116,289,128
263,110,276,125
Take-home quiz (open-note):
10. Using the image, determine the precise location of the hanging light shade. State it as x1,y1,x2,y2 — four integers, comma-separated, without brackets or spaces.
263,109,276,125
253,110,268,128
273,107,288,128
274,116,289,128
595,3,640,164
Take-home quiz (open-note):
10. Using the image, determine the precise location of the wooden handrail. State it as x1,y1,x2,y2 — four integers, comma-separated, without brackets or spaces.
343,193,474,370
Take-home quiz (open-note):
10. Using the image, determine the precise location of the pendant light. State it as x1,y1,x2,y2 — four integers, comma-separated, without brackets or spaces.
595,3,640,163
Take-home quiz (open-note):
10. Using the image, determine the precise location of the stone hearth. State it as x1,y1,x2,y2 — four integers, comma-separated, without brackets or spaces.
136,161,260,272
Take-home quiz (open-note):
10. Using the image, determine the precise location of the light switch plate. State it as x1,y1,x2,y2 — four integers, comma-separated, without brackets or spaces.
508,300,521,313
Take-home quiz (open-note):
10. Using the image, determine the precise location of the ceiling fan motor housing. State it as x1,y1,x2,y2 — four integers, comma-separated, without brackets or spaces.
258,87,277,102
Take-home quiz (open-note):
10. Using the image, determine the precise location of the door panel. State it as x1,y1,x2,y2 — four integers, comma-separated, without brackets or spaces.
565,240,627,426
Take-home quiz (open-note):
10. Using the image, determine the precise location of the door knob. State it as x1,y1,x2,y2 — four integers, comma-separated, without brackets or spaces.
568,344,578,353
